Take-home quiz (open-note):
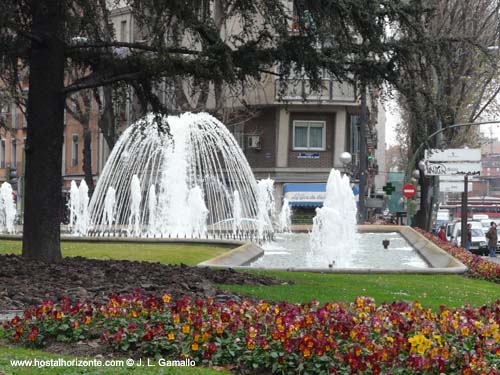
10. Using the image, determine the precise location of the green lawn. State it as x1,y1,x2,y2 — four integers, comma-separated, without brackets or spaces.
0,346,229,375
219,271,500,311
0,240,230,266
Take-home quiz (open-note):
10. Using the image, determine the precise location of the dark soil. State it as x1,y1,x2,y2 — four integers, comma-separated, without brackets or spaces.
0,254,286,311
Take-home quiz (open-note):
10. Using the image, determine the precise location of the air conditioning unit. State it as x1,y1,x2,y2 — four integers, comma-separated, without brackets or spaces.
247,135,262,150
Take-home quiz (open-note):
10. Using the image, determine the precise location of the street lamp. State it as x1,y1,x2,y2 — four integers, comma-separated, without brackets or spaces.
340,152,352,176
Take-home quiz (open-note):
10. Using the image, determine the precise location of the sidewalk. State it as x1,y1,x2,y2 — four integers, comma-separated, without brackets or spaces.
482,255,500,264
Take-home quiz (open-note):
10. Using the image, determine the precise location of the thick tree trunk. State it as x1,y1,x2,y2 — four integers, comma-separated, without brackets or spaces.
414,177,433,231
22,1,65,261
82,125,95,194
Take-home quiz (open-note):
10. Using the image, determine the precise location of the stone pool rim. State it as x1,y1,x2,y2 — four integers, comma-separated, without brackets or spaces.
199,225,468,274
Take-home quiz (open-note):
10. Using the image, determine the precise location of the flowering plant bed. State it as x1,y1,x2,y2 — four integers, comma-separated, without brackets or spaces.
4,292,500,374
415,228,500,283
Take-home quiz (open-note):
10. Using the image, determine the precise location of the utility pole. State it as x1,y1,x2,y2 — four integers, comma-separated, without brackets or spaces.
460,175,468,248
358,83,367,224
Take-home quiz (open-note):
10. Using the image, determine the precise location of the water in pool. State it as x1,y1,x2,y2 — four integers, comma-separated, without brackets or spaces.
251,232,429,269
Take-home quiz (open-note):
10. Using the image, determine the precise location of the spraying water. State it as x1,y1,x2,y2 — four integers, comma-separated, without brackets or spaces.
233,190,242,234
309,169,357,267
68,180,89,235
77,180,89,236
88,112,270,239
69,180,79,228
256,178,275,239
278,198,292,233
129,175,142,236
187,186,208,237
104,186,116,227
0,182,16,233
148,185,157,235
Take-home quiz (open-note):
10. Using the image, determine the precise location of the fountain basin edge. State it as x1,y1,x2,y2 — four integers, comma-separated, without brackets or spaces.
199,225,468,274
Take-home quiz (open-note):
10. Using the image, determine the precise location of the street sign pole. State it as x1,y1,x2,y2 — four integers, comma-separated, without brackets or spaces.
460,175,468,248
358,83,367,224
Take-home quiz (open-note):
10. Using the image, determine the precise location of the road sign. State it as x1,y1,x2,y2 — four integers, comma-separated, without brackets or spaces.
439,181,473,193
383,182,396,195
402,184,417,198
439,175,479,182
425,148,481,162
423,161,481,176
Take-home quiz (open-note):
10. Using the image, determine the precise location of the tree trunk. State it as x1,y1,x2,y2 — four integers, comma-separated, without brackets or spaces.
82,124,94,194
22,0,65,261
99,86,117,150
414,177,433,230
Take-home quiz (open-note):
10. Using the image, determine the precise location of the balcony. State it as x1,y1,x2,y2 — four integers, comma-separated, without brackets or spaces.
275,79,356,103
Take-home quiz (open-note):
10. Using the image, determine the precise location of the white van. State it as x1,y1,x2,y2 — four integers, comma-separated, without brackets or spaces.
472,214,489,221
450,221,488,255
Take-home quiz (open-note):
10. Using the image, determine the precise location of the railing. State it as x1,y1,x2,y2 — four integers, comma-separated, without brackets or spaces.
275,79,356,102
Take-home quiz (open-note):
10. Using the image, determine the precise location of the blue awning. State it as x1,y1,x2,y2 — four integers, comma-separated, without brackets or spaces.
283,183,359,206
283,183,326,193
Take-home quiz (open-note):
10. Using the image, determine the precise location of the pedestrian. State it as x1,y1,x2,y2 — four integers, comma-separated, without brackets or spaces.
486,221,498,257
465,223,472,251
437,225,447,242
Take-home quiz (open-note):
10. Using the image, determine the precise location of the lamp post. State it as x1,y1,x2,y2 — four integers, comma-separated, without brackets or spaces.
340,152,352,176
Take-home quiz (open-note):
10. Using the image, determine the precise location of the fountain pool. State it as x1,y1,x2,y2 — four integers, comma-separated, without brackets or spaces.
251,231,429,269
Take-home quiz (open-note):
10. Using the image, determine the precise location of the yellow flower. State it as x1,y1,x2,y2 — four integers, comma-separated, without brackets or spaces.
162,294,171,303
191,342,199,351
461,326,470,337
182,325,191,334
168,332,175,341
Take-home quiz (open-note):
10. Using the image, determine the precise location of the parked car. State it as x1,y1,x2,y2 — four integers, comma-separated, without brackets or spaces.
450,221,488,255
471,218,492,234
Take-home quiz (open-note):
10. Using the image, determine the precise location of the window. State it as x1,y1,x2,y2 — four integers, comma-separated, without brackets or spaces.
11,140,16,167
72,134,79,166
293,121,326,150
120,20,127,42
0,139,5,168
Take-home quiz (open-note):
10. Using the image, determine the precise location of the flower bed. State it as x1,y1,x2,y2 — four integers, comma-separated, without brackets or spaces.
4,292,500,374
415,228,500,283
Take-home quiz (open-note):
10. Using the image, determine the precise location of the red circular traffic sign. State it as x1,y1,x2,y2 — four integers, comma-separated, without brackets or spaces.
402,184,417,198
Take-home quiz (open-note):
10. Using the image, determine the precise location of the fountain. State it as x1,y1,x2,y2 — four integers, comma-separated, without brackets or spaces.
0,182,16,233
88,112,271,239
248,168,429,270
256,178,275,239
104,186,116,227
308,169,357,267
232,190,242,234
277,198,292,233
68,179,89,236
